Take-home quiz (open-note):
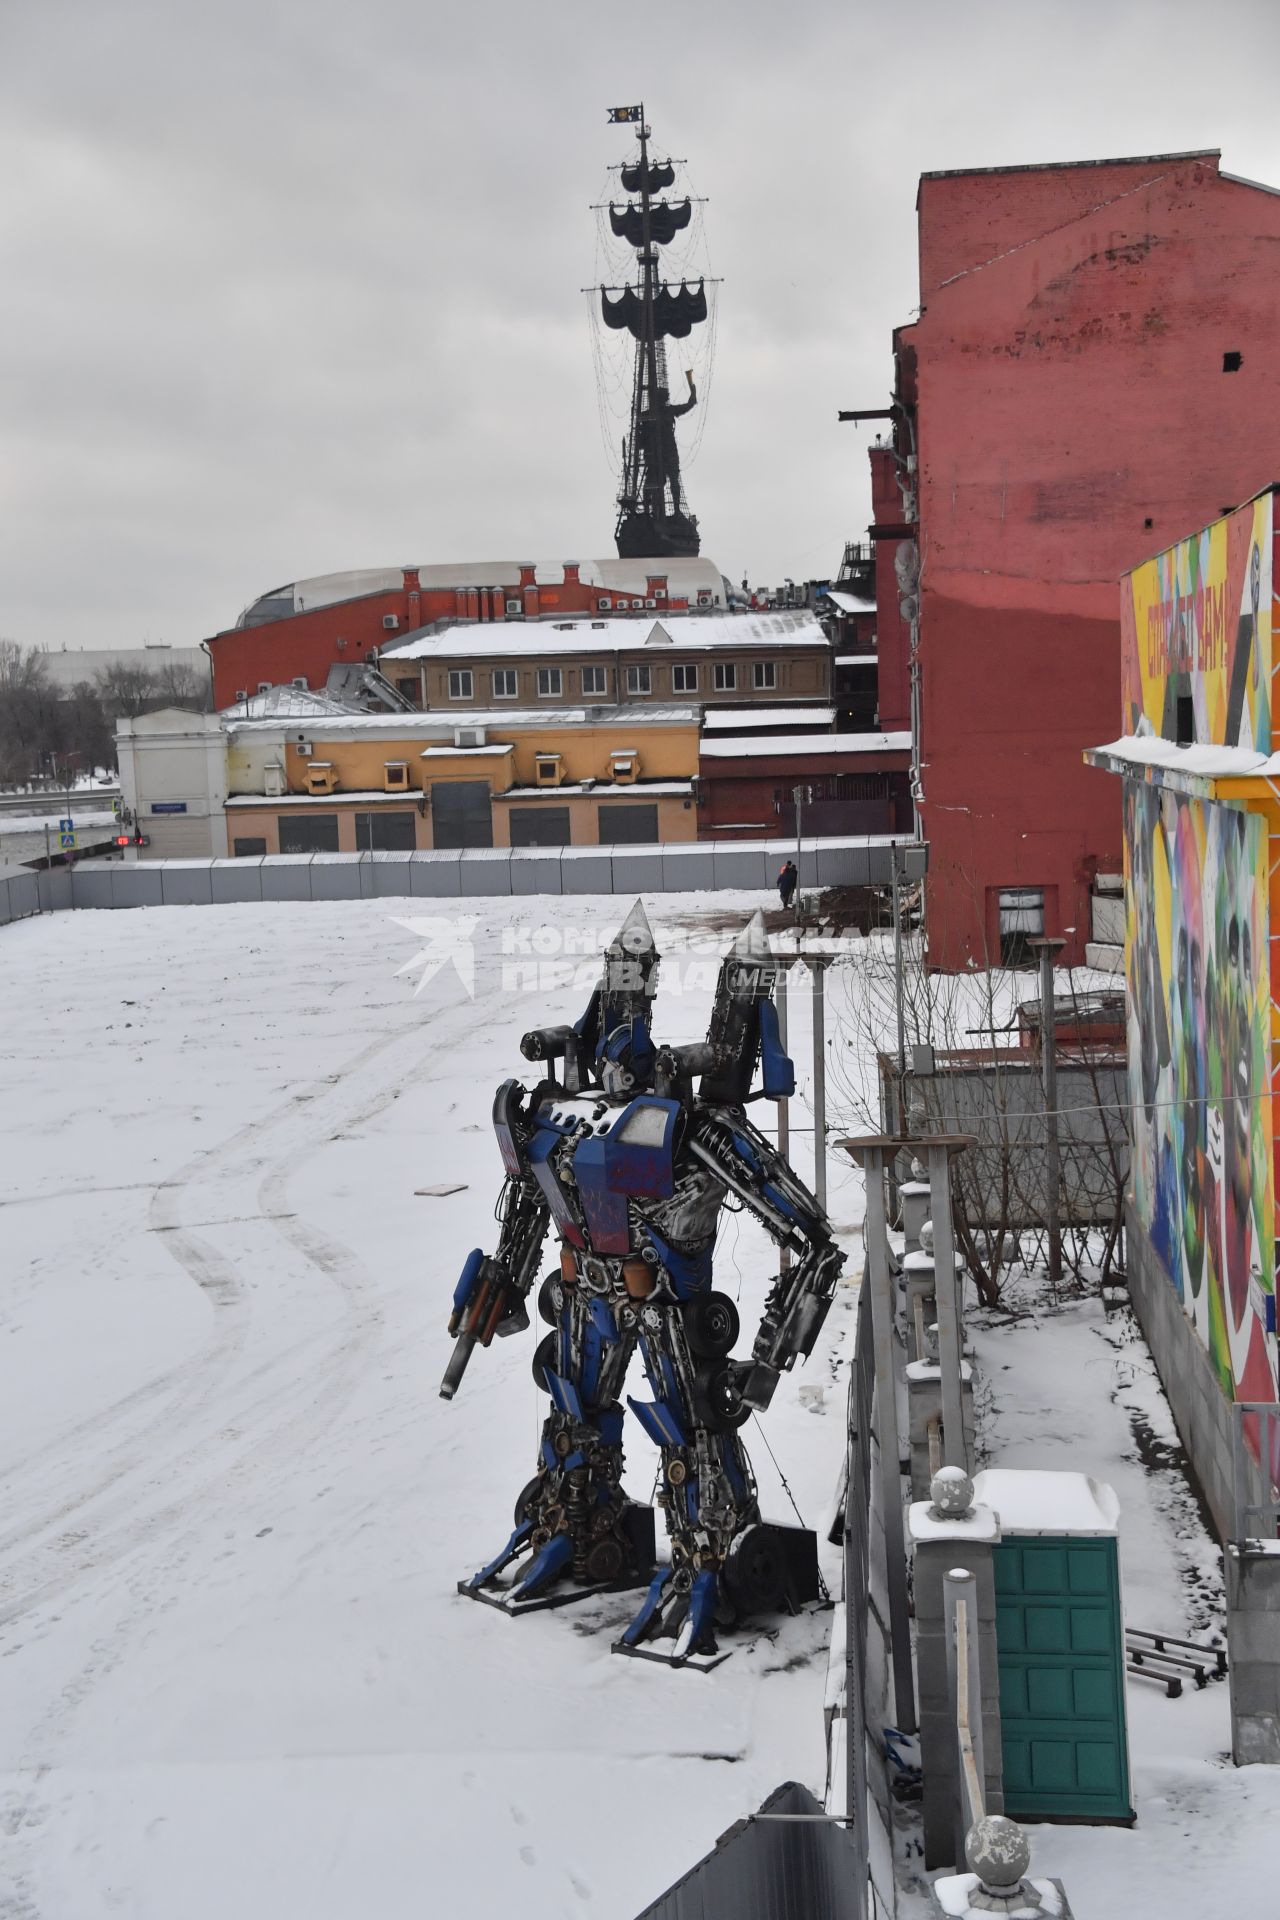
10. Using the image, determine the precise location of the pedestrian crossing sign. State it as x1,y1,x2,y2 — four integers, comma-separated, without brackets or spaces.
60,832,76,850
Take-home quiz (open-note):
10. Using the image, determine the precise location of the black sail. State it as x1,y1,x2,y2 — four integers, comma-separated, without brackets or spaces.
608,199,692,248
620,156,675,194
600,279,706,342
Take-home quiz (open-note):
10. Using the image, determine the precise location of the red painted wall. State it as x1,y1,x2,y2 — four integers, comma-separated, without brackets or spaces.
698,751,912,839
905,152,1280,967
206,569,691,708
869,446,912,734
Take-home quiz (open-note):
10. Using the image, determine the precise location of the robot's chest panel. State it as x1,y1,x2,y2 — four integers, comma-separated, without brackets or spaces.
528,1095,681,1254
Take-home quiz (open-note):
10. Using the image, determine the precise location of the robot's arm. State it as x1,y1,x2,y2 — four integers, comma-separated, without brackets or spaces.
440,1083,551,1401
688,1107,844,1409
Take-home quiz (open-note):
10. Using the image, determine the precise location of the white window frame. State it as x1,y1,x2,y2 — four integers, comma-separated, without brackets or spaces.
537,667,563,698
491,669,518,700
753,660,777,690
580,665,607,696
447,669,474,701
713,661,737,692
672,663,699,693
626,663,651,695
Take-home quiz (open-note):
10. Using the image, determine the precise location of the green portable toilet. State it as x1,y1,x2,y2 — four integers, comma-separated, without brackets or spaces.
974,1468,1134,1825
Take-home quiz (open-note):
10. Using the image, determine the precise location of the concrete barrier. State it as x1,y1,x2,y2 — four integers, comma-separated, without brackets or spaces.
210,857,264,904
310,853,363,901
161,860,216,907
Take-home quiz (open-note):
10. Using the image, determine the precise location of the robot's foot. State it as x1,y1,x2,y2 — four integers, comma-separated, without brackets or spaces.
612,1522,824,1669
613,1566,731,1669
459,1504,657,1617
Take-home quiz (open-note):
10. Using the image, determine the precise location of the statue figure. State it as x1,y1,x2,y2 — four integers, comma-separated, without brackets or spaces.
442,903,843,1664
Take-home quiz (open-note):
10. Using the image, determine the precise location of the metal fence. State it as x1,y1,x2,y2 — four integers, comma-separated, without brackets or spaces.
0,836,918,926
634,1780,866,1920
880,1051,1129,1231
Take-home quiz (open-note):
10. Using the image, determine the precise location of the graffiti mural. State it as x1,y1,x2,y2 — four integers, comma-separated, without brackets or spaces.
1122,491,1273,751
1125,784,1276,1405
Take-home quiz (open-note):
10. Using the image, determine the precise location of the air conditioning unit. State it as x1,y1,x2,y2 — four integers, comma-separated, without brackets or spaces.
257,681,271,694
505,599,523,617
292,676,308,690
454,725,487,749
598,596,612,611
382,614,401,631
644,598,656,610
234,689,248,703
294,739,314,756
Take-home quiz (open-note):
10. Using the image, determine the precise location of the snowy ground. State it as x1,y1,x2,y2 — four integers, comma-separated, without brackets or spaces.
0,893,865,1920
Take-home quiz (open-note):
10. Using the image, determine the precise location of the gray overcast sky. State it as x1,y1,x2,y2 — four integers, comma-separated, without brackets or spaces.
5,0,1280,651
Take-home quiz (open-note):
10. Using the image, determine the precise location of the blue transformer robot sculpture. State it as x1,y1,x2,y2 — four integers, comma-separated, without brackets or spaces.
441,902,844,1666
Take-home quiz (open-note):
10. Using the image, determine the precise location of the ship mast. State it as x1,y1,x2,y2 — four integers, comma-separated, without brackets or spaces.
600,104,710,560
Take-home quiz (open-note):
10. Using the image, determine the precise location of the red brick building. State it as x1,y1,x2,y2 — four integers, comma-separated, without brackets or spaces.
204,558,728,709
868,148,1280,967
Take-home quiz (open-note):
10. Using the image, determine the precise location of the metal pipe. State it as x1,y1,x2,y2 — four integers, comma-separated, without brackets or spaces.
812,959,827,1213
927,1143,968,1471
777,964,792,1275
862,1145,916,1731
891,843,907,1134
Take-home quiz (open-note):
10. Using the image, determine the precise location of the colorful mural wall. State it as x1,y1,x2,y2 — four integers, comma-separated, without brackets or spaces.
1122,491,1274,751
1125,783,1277,1405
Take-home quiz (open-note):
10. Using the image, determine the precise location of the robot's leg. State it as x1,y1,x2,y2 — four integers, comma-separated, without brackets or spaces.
465,1273,641,1601
619,1308,762,1660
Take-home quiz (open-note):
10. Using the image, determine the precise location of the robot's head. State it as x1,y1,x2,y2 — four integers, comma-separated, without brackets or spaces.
576,900,660,1095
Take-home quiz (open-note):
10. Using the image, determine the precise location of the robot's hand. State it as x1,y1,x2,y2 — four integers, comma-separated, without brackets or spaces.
440,1249,531,1401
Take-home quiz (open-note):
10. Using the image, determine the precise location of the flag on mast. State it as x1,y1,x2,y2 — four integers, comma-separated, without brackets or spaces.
608,105,642,123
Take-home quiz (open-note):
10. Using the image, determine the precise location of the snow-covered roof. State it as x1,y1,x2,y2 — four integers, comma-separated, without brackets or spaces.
381,609,824,663
835,653,878,667
973,1469,1119,1537
1087,733,1269,778
224,702,701,738
703,705,835,730
221,686,357,722
824,588,876,616
236,557,730,625
700,730,911,760
419,744,514,759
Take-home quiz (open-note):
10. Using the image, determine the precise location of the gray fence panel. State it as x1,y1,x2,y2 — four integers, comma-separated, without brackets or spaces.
818,842,866,886
635,1780,865,1920
37,868,73,912
0,865,40,924
211,858,264,904
458,850,513,896
561,851,614,894
660,845,716,892
160,864,215,907
114,865,165,907
309,854,363,901
611,850,664,893
409,852,462,897
511,851,563,896
68,867,117,909
369,852,416,899
712,842,771,890
260,855,315,902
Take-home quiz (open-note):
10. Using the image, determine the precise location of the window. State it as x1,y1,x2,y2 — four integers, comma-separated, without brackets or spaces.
997,888,1044,968
535,756,561,785
431,780,493,849
492,669,518,699
672,663,699,693
396,677,421,705
537,667,562,697
384,761,408,790
447,669,474,701
713,662,737,692
626,663,651,695
278,814,339,854
354,810,417,851
510,806,571,847
753,661,777,690
232,836,266,858
1176,694,1195,746
1224,350,1243,372
581,665,607,696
